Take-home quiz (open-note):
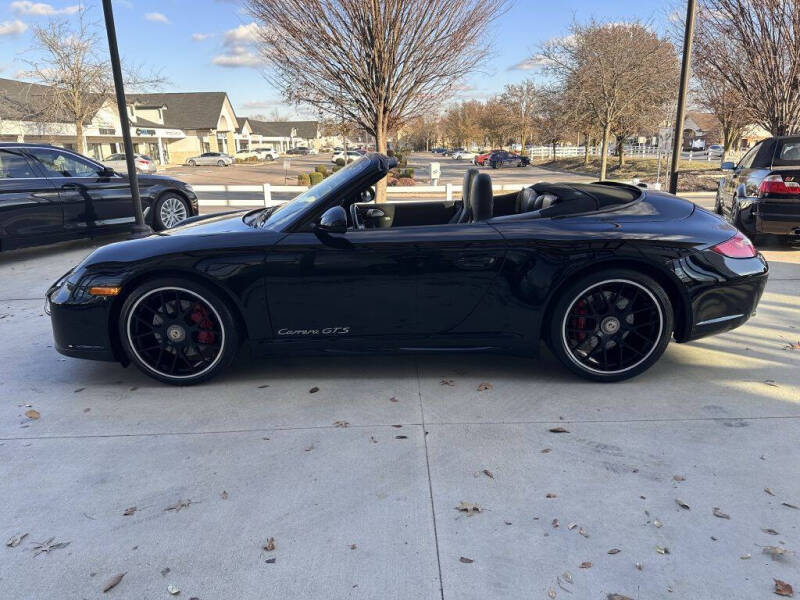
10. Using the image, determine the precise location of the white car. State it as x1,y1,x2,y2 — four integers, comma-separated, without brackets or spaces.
251,147,280,160
331,150,363,163
185,152,233,167
102,153,157,174
452,150,476,161
708,144,725,157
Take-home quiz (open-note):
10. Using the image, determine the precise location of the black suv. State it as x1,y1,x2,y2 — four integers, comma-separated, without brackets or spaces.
489,151,530,169
0,143,198,252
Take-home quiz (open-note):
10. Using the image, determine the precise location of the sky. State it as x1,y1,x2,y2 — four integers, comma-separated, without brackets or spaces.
0,0,674,119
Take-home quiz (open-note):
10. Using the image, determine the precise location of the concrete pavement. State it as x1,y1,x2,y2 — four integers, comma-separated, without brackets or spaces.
1,227,798,599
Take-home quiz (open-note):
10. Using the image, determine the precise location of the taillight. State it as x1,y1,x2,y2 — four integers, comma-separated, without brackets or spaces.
711,231,757,258
758,174,800,196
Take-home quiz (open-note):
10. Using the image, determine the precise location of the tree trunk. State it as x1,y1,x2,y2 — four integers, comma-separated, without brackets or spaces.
583,133,590,165
552,141,557,161
617,135,625,168
76,120,85,154
599,123,611,180
375,123,388,203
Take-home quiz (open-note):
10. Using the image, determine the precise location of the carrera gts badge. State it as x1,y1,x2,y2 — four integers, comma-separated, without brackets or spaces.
277,327,351,336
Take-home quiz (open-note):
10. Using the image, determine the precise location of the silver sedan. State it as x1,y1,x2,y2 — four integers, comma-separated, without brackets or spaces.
185,152,233,167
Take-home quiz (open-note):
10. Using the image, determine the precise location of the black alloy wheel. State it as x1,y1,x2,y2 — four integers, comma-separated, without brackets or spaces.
119,279,239,385
548,270,673,381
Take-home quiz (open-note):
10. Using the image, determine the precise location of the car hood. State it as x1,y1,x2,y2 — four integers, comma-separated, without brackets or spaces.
159,210,252,236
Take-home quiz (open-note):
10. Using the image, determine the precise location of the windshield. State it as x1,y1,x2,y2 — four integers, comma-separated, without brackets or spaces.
251,156,370,230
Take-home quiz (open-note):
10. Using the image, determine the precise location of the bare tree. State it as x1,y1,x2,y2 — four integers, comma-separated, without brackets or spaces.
443,101,482,148
535,86,573,159
539,21,678,179
22,6,163,153
500,79,537,150
478,98,514,148
692,75,747,161
694,0,800,136
246,0,507,200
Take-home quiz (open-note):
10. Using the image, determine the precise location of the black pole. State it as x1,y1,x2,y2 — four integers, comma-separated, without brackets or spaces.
101,0,151,237
669,0,697,195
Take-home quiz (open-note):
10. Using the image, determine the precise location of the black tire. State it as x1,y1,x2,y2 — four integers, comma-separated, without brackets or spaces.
547,269,674,382
119,278,240,385
217,160,225,167
713,191,723,215
152,193,190,230
491,161,498,169
188,159,196,167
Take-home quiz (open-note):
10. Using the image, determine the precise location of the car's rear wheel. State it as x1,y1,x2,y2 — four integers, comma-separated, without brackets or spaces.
153,193,189,230
119,279,240,385
548,270,673,382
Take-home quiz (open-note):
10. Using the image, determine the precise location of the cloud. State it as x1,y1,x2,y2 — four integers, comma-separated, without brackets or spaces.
241,99,282,109
508,55,551,71
0,19,28,36
10,1,81,16
192,32,213,41
144,12,169,24
223,22,262,46
212,46,262,68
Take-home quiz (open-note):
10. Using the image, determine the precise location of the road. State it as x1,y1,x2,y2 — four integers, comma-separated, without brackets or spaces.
0,221,798,598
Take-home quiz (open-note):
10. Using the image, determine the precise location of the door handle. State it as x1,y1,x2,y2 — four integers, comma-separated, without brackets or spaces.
455,255,496,270
61,183,80,190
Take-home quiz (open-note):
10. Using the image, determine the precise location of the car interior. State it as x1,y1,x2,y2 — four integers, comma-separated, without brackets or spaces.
347,170,642,230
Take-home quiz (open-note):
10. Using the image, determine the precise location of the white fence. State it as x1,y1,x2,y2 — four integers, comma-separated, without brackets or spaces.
194,182,543,208
527,145,745,162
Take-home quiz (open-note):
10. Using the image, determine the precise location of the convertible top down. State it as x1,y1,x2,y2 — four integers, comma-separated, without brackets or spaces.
47,153,768,384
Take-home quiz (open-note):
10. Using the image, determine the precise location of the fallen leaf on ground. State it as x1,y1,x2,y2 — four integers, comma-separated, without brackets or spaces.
765,488,776,496
477,382,493,392
440,379,454,386
673,475,685,482
774,579,793,597
6,533,27,547
221,491,228,500
459,556,474,563
395,435,408,439
548,587,557,599
161,568,170,577
763,528,780,535
370,436,378,443
579,528,589,538
608,548,621,555
482,469,494,479
167,584,180,595
552,519,559,528
350,544,357,550
713,507,730,519
264,557,276,564
653,519,663,528
764,380,779,387
263,537,276,552
567,522,577,530
123,506,136,516
333,420,349,428
656,545,670,555
761,546,793,559
389,397,399,402
740,554,751,560
546,493,557,498
549,427,570,434
165,499,195,512
456,502,482,515
304,444,314,452
781,339,800,351
102,573,125,593
782,502,799,510
309,386,319,393
635,562,643,571
25,409,40,419
561,571,573,584
579,562,592,568
257,384,269,388
74,387,85,393
676,498,690,510
32,537,70,556
607,595,634,600
541,448,552,453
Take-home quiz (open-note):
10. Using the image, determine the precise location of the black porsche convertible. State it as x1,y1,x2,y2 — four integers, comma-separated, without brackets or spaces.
47,153,768,385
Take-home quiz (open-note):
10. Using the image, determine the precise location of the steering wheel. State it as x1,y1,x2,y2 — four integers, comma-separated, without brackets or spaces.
349,203,365,230
360,186,376,203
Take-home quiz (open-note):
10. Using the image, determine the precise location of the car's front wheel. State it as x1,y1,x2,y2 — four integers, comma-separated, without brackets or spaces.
187,159,196,167
119,278,240,385
217,160,226,167
153,193,190,230
548,270,674,382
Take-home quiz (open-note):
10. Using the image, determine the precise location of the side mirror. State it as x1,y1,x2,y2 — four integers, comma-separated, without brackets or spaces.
316,206,347,234
720,161,735,171
101,165,115,176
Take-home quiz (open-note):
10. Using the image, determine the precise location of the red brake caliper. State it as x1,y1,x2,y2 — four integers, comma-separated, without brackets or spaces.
571,299,588,342
190,303,216,344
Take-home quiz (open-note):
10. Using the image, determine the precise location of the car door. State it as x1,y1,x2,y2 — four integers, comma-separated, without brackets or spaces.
0,148,63,245
264,225,420,339
27,147,135,233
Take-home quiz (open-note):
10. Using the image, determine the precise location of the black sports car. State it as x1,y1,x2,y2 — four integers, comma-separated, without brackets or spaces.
0,143,198,251
489,151,530,168
47,154,768,385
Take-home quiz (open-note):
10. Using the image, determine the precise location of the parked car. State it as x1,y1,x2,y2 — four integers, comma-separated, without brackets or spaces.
47,153,767,385
488,151,530,168
453,150,476,161
708,144,725,158
431,147,447,154
331,150,363,163
251,147,280,160
0,143,198,251
185,152,233,167
716,136,800,244
474,150,500,166
102,153,157,174
286,147,310,155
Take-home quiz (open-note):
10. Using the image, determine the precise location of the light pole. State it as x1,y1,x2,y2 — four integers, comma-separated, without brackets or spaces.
669,0,697,195
101,0,151,238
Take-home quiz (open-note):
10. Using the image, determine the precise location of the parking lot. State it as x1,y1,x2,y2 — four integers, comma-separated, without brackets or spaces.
1,193,799,598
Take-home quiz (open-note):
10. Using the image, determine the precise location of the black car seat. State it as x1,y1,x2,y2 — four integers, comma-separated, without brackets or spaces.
516,186,559,213
469,173,494,222
451,168,479,223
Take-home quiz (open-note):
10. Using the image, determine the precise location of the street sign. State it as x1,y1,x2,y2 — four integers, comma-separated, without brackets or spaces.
430,162,441,182
283,159,291,171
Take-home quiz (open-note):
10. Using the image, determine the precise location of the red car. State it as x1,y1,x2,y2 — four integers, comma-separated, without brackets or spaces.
474,150,500,166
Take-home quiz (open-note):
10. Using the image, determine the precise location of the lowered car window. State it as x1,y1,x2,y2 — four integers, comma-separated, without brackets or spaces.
29,148,103,178
0,150,37,178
